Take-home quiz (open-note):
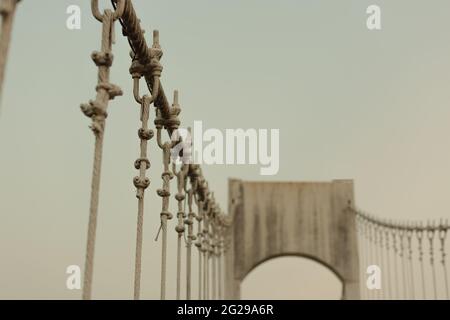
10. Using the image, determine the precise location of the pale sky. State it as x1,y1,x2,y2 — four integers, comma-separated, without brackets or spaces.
1,0,450,299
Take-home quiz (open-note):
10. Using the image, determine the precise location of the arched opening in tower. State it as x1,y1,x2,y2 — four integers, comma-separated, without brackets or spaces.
240,255,343,300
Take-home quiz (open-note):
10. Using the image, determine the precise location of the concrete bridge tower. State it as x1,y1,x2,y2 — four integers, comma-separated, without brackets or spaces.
225,179,360,299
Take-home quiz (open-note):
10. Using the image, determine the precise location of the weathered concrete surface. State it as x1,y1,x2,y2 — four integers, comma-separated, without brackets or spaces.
225,179,360,300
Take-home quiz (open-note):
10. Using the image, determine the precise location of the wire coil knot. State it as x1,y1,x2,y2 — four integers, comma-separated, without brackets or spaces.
133,176,150,190
91,51,114,67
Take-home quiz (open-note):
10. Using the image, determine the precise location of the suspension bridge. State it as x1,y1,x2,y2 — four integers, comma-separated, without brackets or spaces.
0,0,449,300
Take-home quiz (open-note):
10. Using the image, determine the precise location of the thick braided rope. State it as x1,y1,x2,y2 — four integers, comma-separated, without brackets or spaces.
208,204,224,300
357,218,369,299
0,0,20,105
406,228,414,299
366,222,374,299
428,226,437,299
210,221,216,300
129,29,161,298
218,232,224,300
216,221,225,300
160,212,169,300
204,248,208,299
185,188,193,300
211,205,219,300
355,218,365,299
156,137,173,300
399,229,407,299
384,228,392,299
195,197,204,300
173,161,188,300
173,161,189,300
112,0,171,118
134,190,145,299
176,227,182,299
439,222,449,299
185,172,198,300
417,227,426,299
214,231,221,300
379,227,387,299
212,249,217,300
201,199,207,300
202,198,211,299
155,86,180,299
132,94,153,299
83,125,104,300
392,229,399,299
373,225,381,299
198,246,203,299
81,5,123,300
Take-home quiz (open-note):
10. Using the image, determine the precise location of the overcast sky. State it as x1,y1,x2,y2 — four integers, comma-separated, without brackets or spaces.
1,0,450,299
